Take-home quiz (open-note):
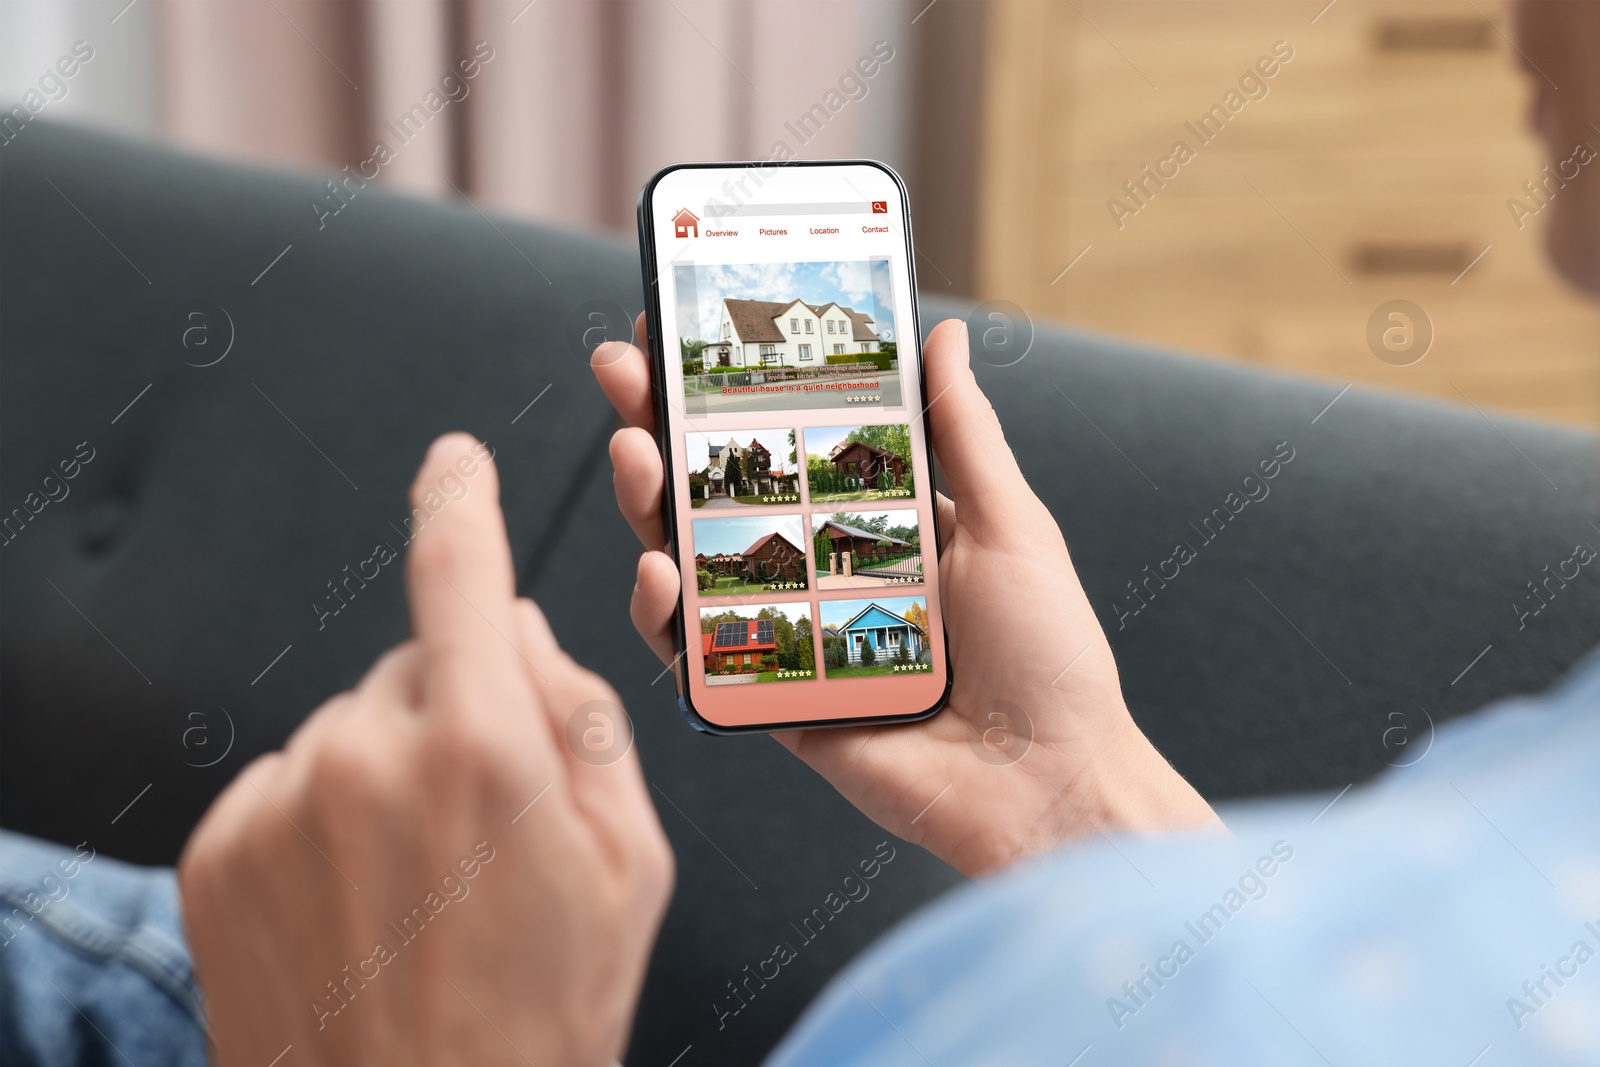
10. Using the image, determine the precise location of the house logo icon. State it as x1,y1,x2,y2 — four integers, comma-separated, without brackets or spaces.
673,207,699,238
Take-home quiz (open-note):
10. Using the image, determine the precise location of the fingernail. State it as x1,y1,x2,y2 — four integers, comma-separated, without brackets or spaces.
426,434,461,463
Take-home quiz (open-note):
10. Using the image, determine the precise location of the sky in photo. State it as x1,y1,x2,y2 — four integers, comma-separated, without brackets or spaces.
685,427,798,474
674,258,896,344
691,514,806,557
801,424,898,461
820,595,926,631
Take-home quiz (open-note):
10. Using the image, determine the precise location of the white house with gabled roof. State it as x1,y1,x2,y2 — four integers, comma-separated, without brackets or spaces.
697,297,882,369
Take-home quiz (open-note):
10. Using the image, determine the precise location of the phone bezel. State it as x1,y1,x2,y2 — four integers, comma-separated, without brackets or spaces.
635,159,951,735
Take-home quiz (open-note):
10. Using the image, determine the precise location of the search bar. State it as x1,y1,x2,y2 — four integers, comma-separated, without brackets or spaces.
704,201,878,218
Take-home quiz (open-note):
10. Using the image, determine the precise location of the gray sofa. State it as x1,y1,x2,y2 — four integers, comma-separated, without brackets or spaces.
3,123,1596,1064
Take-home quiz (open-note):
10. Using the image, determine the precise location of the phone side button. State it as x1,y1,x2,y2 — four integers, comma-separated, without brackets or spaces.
678,695,717,733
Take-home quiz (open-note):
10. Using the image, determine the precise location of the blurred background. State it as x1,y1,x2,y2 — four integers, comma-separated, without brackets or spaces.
4,0,1595,426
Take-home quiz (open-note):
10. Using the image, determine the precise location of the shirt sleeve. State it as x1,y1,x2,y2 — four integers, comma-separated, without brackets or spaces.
764,650,1600,1066
0,832,207,1067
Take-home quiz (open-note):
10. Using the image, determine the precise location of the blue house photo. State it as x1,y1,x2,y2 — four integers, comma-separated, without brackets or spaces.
837,601,925,664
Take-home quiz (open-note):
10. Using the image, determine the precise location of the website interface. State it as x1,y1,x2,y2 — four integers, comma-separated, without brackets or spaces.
648,163,946,729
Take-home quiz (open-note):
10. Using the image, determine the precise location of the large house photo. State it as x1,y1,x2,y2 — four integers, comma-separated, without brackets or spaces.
697,298,882,370
672,259,904,414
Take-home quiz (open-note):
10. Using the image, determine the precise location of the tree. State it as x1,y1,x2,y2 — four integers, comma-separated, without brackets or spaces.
879,340,898,361
724,453,744,495
860,640,876,667
905,602,930,634
696,568,715,592
831,511,886,534
795,617,814,673
680,338,707,362
828,639,848,670
895,642,910,664
702,610,747,633
813,528,833,572
788,429,798,466
848,424,910,464
762,607,797,670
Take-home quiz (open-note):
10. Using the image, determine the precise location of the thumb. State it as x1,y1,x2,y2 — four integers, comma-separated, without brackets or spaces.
923,318,1034,531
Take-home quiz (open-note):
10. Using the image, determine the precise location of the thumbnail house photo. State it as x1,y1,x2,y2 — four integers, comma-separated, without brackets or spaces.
819,596,932,678
691,514,809,595
802,424,915,503
673,259,903,414
812,509,921,589
699,603,815,684
684,427,800,509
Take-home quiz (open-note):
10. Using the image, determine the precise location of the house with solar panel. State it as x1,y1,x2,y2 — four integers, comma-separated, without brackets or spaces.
702,618,777,675
698,298,881,369
835,602,926,665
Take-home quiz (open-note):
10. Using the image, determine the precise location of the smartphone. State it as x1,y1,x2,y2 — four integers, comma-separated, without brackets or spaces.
636,160,950,733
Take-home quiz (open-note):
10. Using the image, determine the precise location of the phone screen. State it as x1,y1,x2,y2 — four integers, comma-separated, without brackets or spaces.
640,161,949,732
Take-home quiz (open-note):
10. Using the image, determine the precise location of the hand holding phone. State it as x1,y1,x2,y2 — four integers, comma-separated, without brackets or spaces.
595,318,1218,877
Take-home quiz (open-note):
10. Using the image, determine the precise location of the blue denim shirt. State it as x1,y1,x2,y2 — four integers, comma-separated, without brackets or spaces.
767,648,1600,1066
0,833,205,1066
2,648,1596,1066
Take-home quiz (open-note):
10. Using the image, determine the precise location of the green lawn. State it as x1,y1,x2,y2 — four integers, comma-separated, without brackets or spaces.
705,575,807,595
824,662,930,678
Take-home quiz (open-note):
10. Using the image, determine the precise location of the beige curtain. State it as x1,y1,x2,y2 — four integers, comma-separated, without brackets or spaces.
157,0,909,232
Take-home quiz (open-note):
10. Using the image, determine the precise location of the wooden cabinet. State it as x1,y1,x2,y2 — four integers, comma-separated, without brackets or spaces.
973,0,1600,426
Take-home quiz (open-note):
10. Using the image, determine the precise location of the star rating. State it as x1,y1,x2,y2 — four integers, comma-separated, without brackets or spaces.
892,663,931,672
845,394,882,403
776,669,815,679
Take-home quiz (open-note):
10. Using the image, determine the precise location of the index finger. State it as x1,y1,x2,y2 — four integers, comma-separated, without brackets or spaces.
590,313,657,434
404,434,533,713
